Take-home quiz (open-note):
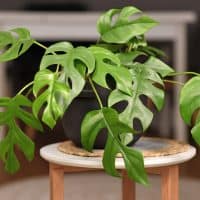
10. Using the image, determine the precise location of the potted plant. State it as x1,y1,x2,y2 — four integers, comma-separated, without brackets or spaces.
0,6,199,185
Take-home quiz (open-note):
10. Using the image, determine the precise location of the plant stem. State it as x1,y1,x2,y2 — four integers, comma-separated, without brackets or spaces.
17,81,34,95
163,79,184,86
127,43,133,52
34,40,60,73
168,71,200,77
88,76,103,108
34,41,48,50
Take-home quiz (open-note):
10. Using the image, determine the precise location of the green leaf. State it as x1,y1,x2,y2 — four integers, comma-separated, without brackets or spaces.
0,95,41,173
33,69,70,128
109,62,165,130
117,51,146,66
81,107,148,184
97,6,158,43
138,45,166,58
40,42,95,101
89,46,132,95
5,147,20,174
144,56,174,77
0,28,34,62
180,76,200,144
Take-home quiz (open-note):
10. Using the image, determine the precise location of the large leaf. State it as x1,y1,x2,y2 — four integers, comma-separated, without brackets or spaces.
0,28,34,62
0,95,43,173
109,54,173,130
40,42,95,101
180,76,200,144
33,69,70,129
81,107,148,184
97,6,158,43
108,63,164,131
89,46,132,95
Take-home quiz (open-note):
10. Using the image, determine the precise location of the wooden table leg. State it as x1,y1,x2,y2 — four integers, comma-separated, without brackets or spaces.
122,170,136,200
50,163,64,200
161,165,179,200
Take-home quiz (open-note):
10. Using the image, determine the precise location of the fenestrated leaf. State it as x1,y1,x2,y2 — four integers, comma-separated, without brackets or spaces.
0,95,42,173
0,95,43,131
89,46,132,95
97,6,158,43
40,42,95,102
109,63,164,131
0,28,34,62
180,76,200,144
33,69,70,128
81,107,148,184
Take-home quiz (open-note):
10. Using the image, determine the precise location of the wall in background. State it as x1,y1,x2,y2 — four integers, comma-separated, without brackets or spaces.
1,0,200,11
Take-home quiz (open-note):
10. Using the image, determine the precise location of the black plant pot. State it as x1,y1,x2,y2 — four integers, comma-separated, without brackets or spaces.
62,85,142,149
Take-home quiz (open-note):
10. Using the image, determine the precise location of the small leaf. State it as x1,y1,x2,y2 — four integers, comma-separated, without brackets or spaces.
138,45,166,58
180,76,200,144
97,6,158,44
117,51,146,66
0,28,34,62
144,56,174,77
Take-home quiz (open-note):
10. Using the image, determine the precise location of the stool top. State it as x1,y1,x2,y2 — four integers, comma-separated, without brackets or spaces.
40,137,196,169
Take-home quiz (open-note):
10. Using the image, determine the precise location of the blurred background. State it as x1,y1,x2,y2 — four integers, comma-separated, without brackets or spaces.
0,0,200,199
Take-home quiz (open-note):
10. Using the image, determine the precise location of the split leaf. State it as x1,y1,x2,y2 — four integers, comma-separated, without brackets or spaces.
89,46,132,95
40,42,95,102
0,28,34,62
0,95,43,173
109,55,173,131
81,107,148,185
33,69,70,128
97,6,158,43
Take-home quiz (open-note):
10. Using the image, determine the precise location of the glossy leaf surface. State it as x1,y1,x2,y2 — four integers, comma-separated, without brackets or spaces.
144,56,174,77
81,107,148,184
180,76,200,144
0,95,43,173
109,55,174,130
97,6,158,43
33,69,70,128
40,42,95,102
89,46,132,95
0,28,34,61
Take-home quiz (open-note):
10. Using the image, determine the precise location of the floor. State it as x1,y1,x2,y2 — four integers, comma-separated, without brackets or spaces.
0,173,199,200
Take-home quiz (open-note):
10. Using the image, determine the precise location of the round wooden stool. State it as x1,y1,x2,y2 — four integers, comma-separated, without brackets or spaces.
40,137,196,200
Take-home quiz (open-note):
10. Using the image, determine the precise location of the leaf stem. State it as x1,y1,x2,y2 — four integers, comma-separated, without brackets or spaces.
34,40,60,73
88,76,103,108
34,41,47,50
127,43,133,52
163,79,184,86
17,81,34,95
168,71,200,77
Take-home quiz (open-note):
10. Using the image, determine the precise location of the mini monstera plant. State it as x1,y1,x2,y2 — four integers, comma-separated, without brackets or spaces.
0,6,199,185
